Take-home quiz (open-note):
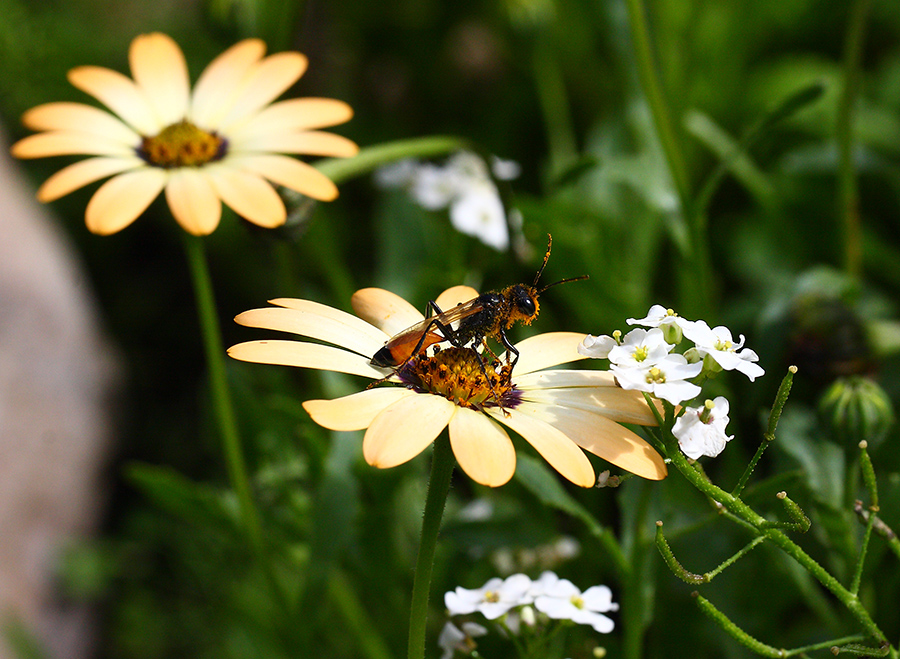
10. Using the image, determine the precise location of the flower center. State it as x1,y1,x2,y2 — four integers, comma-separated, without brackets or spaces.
139,120,226,168
714,338,733,352
632,346,649,362
397,347,518,410
570,595,585,609
645,367,666,384
484,590,501,603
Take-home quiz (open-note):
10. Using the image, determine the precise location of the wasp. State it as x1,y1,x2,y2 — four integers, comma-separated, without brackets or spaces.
370,235,588,372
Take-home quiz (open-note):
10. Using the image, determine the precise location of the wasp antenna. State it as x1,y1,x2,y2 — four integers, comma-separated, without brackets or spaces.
532,234,554,288
539,274,589,294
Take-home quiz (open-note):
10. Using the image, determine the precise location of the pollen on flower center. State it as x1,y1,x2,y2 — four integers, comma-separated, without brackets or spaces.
633,346,649,362
139,119,227,168
645,367,666,384
570,595,585,609
714,339,734,352
397,347,519,410
484,591,501,603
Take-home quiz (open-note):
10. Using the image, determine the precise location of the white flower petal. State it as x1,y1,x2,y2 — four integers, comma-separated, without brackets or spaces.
506,332,588,375
491,408,595,487
228,340,385,379
513,401,667,480
234,304,386,356
190,39,267,128
351,288,425,335
449,408,516,487
21,102,140,144
129,33,190,126
363,394,456,468
67,65,159,135
35,156,143,202
164,169,222,235
303,388,413,431
85,168,167,234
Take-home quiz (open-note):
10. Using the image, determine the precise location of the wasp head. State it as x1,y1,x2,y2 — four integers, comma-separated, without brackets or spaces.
505,284,540,328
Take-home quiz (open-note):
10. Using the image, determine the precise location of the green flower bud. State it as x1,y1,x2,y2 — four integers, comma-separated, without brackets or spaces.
819,376,894,448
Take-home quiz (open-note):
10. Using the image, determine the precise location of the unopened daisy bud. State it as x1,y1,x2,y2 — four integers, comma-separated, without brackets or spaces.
819,376,894,448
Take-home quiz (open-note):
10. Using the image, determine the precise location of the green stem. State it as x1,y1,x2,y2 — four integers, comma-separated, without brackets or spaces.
407,434,455,659
836,0,873,278
182,235,263,550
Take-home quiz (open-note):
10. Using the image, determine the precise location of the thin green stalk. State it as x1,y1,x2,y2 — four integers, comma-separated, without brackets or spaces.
183,235,263,550
408,434,455,659
837,0,873,278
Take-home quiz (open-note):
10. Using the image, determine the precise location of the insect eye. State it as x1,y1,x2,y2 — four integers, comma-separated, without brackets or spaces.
517,295,536,316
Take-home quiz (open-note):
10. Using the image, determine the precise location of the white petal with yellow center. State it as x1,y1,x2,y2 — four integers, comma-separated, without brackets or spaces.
351,288,425,336
67,65,159,135
434,285,479,311
36,156,144,202
490,408,595,487
234,305,386,356
11,131,138,159
303,388,413,431
514,401,667,480
363,394,456,469
231,131,359,158
164,169,222,235
85,168,168,235
190,39,266,129
231,98,354,139
21,102,140,144
228,154,338,201
217,52,309,132
228,340,385,379
449,408,516,487
507,332,588,376
205,166,286,228
129,33,190,127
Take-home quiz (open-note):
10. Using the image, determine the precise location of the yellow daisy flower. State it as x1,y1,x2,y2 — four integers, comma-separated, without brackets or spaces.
11,32,358,235
228,286,667,488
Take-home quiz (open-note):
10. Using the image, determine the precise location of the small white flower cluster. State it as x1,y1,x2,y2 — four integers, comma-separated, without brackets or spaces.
440,571,618,658
579,305,765,460
375,151,519,251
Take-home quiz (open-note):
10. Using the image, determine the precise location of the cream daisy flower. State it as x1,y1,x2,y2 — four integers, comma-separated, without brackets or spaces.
227,286,667,487
11,32,358,235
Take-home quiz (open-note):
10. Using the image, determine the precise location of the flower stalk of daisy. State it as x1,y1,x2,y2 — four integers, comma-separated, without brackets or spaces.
11,32,357,235
228,286,667,659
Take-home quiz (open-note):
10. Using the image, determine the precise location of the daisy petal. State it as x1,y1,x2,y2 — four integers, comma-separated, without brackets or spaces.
10,131,137,158
190,39,267,128
36,156,143,202
129,33,190,125
21,102,140,144
229,98,353,141
449,408,516,487
67,65,159,135
435,285,479,311
230,154,338,201
268,298,391,343
206,166,286,228
516,401,667,480
234,305,386,356
363,394,456,468
516,370,659,425
508,332,588,375
228,340,386,379
492,409,595,487
164,169,222,235
351,288,425,335
218,52,309,131
303,388,414,431
85,169,167,234
233,130,359,157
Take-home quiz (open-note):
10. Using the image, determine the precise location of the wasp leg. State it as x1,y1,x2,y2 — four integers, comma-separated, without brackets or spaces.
497,329,520,371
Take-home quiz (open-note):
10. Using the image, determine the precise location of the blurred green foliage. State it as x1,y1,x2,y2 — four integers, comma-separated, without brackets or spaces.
2,0,900,657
